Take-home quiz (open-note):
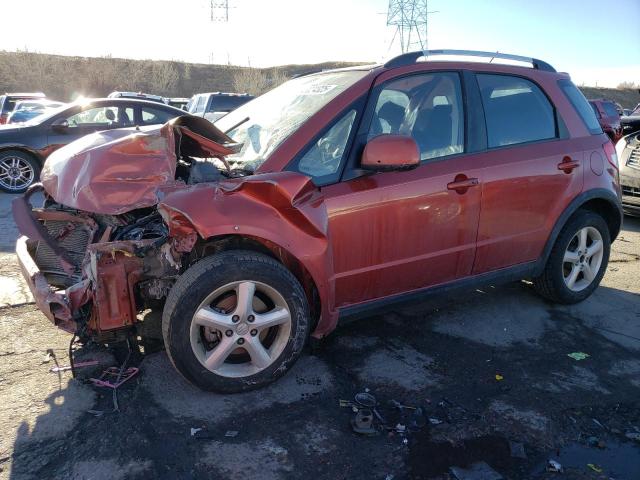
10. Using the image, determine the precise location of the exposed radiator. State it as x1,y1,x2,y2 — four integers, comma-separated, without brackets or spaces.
34,220,92,288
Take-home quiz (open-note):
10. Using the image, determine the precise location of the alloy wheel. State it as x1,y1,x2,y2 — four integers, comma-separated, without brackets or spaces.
0,156,35,191
189,280,292,378
562,226,604,292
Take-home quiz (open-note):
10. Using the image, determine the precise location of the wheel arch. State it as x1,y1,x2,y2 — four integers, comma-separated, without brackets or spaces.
535,188,622,276
0,145,44,165
192,234,323,332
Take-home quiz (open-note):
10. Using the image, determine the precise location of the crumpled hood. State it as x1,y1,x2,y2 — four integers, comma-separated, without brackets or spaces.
41,115,236,215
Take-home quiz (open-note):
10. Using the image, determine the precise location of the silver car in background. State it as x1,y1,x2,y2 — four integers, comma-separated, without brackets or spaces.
617,132,640,216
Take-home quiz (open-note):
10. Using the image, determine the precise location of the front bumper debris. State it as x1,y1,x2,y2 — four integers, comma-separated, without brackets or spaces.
16,234,79,332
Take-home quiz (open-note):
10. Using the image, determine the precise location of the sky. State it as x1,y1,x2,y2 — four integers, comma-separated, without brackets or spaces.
1,0,639,87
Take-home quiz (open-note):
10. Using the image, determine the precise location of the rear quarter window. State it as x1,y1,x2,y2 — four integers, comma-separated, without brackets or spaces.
558,80,602,135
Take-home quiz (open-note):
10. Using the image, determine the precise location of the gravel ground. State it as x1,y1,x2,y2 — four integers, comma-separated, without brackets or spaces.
0,192,638,480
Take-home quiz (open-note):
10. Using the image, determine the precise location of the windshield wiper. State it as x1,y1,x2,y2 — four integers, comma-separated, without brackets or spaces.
224,116,250,135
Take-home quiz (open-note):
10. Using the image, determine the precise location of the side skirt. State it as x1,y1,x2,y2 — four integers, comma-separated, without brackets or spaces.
337,261,538,325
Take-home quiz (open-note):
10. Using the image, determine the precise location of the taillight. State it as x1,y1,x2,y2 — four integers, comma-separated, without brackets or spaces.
603,141,618,171
0,114,7,125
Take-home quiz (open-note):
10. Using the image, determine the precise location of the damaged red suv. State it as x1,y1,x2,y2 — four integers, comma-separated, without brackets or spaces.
14,50,622,392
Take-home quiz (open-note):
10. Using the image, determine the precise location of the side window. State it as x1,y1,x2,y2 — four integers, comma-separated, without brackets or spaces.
603,102,619,118
141,107,174,125
65,106,119,127
367,72,465,161
297,109,357,183
477,74,556,148
590,102,601,118
193,96,206,114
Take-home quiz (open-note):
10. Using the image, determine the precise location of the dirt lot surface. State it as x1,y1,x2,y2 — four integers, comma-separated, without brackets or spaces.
0,192,639,480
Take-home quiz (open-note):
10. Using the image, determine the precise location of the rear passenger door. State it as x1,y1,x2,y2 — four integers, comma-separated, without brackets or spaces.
471,73,584,274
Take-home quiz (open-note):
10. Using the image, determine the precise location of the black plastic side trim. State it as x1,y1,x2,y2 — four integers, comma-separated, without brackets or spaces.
338,261,536,324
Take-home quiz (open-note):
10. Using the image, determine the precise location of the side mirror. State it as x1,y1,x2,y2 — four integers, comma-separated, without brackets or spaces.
51,118,69,133
361,134,420,171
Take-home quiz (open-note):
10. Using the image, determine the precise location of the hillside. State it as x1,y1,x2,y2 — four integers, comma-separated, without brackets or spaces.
1,51,638,108
0,51,362,100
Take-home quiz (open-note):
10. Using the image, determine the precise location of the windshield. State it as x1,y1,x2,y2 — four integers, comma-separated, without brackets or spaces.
214,70,368,171
25,103,71,125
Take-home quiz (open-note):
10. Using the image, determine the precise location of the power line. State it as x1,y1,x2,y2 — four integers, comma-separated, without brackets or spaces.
386,0,437,53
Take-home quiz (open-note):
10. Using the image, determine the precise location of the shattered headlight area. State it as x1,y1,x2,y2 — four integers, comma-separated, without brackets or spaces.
13,184,189,341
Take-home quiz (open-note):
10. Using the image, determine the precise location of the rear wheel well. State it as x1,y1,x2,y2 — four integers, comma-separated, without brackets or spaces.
578,198,621,241
192,235,321,329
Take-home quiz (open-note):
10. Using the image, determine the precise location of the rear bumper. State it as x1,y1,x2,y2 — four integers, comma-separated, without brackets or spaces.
16,235,80,332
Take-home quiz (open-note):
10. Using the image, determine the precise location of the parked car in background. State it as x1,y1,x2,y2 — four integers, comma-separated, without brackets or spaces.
589,99,623,143
0,92,46,124
623,108,633,117
13,50,622,393
621,104,640,136
107,91,167,104
0,98,185,192
616,131,640,216
8,100,65,124
168,97,190,110
187,92,254,123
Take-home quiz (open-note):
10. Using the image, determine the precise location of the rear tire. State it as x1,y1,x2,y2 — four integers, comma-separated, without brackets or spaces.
162,250,310,393
0,150,40,193
533,210,610,304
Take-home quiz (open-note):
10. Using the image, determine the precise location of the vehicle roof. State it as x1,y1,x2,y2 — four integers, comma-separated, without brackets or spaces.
195,92,253,97
14,99,62,106
319,50,567,80
76,98,184,111
2,92,46,97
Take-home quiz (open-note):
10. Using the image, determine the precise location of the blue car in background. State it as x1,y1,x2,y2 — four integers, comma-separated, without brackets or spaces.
8,100,65,124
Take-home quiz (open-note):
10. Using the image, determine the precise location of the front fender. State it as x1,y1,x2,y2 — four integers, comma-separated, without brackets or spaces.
157,172,338,337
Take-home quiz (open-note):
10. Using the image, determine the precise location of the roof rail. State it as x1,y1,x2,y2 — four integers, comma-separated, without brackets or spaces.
384,49,556,72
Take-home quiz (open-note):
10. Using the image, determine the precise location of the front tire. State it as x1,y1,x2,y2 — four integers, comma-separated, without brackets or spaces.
0,150,40,193
162,250,310,393
533,210,611,304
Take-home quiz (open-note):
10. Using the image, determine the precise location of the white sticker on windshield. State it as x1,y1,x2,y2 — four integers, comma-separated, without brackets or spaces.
299,84,338,96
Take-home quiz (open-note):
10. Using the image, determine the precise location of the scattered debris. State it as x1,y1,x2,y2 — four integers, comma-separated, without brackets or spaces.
587,463,603,473
428,417,443,425
567,352,590,361
42,351,52,363
592,418,605,429
224,430,239,438
390,399,417,411
395,423,406,433
90,367,139,389
546,459,563,473
86,409,104,417
450,461,503,480
190,428,202,436
495,374,504,381
351,408,377,436
50,360,99,373
509,441,527,459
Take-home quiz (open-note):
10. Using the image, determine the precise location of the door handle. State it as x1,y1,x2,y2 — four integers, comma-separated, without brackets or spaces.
447,175,479,193
557,156,580,173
